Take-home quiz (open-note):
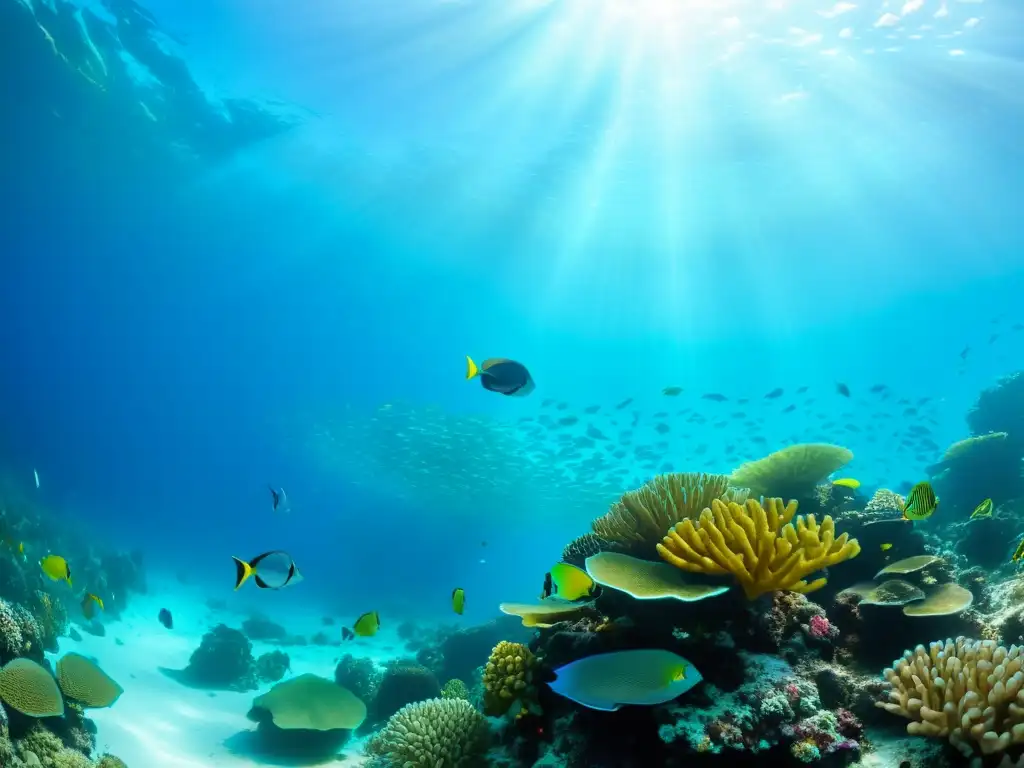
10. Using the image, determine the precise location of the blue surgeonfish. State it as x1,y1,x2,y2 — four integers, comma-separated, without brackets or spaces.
548,649,701,711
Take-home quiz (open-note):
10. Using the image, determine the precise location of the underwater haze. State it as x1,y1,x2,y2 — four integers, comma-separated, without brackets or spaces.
0,0,1023,766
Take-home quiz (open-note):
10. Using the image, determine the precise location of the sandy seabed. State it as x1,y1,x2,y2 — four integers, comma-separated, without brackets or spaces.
55,585,389,768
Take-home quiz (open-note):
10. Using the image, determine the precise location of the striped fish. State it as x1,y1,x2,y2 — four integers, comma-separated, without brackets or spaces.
902,481,938,521
970,498,993,520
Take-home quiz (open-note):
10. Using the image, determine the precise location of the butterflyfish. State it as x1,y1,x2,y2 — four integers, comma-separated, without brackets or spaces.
1013,537,1024,564
451,587,465,616
832,478,861,490
880,543,893,552
465,356,535,397
81,593,104,620
40,555,71,586
548,649,701,711
971,498,993,520
232,551,303,591
158,608,173,629
549,562,597,601
353,611,380,638
902,481,938,521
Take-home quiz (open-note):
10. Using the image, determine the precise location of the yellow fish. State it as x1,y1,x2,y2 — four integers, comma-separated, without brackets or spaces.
353,611,380,637
880,543,893,552
832,478,861,490
902,481,938,521
81,593,104,620
971,498,993,520
451,587,465,616
550,562,597,601
40,555,71,586
1013,537,1024,564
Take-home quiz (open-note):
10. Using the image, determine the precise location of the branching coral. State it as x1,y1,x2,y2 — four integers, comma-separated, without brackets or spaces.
482,641,538,718
592,473,748,552
877,637,1024,759
364,697,490,768
656,498,861,600
729,444,853,500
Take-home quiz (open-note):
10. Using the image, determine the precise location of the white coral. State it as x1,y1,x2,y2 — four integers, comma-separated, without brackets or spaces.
877,637,1024,760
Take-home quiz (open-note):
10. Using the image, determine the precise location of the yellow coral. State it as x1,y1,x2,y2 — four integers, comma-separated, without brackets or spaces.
592,473,748,550
482,641,537,718
877,638,1024,759
729,444,853,499
656,498,861,600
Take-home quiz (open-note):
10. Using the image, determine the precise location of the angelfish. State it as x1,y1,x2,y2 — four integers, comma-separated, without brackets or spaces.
232,550,303,590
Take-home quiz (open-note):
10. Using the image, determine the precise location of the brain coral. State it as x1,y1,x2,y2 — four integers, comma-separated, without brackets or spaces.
365,697,490,768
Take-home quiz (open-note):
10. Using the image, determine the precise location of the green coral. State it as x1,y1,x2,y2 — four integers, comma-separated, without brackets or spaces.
365,697,489,767
440,679,469,700
52,748,93,768
96,755,129,768
15,723,64,763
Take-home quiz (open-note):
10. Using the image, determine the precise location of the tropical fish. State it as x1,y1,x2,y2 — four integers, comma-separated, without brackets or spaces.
2,537,24,558
1013,537,1024,564
232,551,303,591
902,481,938,521
353,611,380,638
341,627,355,641
465,356,535,396
971,498,993,520
836,383,851,397
268,486,288,512
452,587,465,615
40,555,71,586
549,562,597,601
702,393,727,402
548,649,700,711
662,386,683,396
880,543,893,552
81,593,103,620
832,478,861,490
158,608,173,629
764,388,783,399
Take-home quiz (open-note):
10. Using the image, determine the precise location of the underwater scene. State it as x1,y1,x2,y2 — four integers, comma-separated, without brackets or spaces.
1,0,1023,766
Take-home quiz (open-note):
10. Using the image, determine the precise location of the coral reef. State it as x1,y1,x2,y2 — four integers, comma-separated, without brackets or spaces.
371,662,442,725
482,641,539,718
592,473,748,555
729,444,854,500
255,651,290,683
365,697,490,768
334,654,382,703
174,624,258,691
657,498,861,599
561,533,614,568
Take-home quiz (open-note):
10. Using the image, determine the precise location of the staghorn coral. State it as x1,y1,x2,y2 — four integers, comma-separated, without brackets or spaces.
365,697,489,768
592,472,748,553
877,637,1024,759
729,444,853,500
481,641,538,718
656,498,861,600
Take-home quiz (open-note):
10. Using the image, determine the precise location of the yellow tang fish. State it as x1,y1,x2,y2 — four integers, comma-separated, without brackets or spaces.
902,481,938,521
81,593,104,620
40,555,72,587
353,611,380,638
832,478,861,490
452,587,465,616
880,543,893,552
1013,537,1024,564
971,498,993,520
550,562,597,601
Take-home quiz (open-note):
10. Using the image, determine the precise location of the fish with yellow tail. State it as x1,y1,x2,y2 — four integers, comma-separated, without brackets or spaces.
1013,537,1024,564
81,593,104,620
971,498,994,520
352,611,380,638
40,555,72,587
465,356,535,397
901,481,938,521
451,587,465,616
232,551,303,591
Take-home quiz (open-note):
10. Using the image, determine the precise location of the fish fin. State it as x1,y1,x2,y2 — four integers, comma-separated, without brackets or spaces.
232,556,253,590
254,574,271,589
465,356,479,380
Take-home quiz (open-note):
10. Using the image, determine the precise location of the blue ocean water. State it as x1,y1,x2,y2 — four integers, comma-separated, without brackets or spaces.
1,0,1022,647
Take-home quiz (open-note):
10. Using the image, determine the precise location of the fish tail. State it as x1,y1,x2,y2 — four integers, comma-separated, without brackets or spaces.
232,557,253,590
465,356,479,380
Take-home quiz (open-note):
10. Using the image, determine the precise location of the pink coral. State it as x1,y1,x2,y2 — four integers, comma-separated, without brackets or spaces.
808,615,835,639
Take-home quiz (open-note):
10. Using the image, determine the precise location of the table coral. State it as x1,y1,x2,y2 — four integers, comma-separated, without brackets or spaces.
729,444,854,500
657,498,861,600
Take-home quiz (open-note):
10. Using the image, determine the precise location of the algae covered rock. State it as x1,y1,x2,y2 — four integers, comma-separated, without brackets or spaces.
175,624,257,691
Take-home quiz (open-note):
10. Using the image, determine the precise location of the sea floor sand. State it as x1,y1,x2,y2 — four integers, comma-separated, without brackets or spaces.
54,585,385,767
